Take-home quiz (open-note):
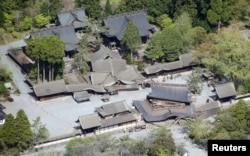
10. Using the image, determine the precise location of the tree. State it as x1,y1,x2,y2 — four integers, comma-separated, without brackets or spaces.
201,29,250,89
40,0,63,18
75,0,101,20
34,14,51,28
26,38,43,83
148,127,176,156
121,21,142,63
22,16,33,30
156,14,174,29
206,0,236,28
187,68,203,94
43,36,65,81
144,32,165,62
66,137,95,155
15,109,33,151
161,27,184,61
32,117,49,144
0,114,16,148
104,0,112,17
73,35,90,75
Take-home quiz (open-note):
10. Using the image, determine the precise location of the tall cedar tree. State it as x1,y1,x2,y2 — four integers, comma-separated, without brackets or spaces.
104,0,112,17
75,0,101,19
121,21,142,62
15,109,33,151
0,114,16,148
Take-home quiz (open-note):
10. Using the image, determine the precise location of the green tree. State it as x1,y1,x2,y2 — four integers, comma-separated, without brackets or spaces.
187,68,203,94
34,14,51,28
31,116,50,144
174,0,197,20
121,21,142,63
75,0,101,20
156,14,174,29
66,137,95,155
104,0,112,17
21,16,33,30
26,38,43,83
43,36,65,81
145,32,165,62
161,27,184,61
201,29,250,89
0,114,16,148
148,127,176,156
40,0,63,18
206,0,236,28
15,109,33,151
73,35,90,75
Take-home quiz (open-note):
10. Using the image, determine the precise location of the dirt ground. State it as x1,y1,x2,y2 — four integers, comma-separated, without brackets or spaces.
62,0,75,11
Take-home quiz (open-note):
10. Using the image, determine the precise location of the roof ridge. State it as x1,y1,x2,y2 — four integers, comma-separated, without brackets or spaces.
104,10,146,20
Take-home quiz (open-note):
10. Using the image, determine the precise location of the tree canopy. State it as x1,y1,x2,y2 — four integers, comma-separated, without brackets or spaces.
200,28,250,88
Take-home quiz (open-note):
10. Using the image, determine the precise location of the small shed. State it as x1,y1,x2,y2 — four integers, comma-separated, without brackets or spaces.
73,91,90,103
215,82,237,102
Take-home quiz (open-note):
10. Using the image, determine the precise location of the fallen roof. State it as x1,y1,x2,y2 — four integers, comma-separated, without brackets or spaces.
133,100,195,122
117,66,145,85
57,8,89,29
95,100,130,117
91,58,127,75
100,113,137,128
33,80,67,97
90,45,121,62
103,10,152,40
195,101,222,119
30,25,78,52
147,84,191,103
105,84,139,93
66,84,106,93
78,113,101,130
89,72,116,87
215,82,237,99
144,53,196,75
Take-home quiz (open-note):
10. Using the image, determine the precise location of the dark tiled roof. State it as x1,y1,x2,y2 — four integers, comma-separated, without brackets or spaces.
90,45,121,62
117,66,145,85
133,100,195,122
103,11,152,40
144,53,196,75
33,80,67,97
100,113,137,128
0,110,6,120
95,100,130,117
30,25,78,52
147,84,191,103
57,8,89,29
215,82,237,99
91,58,127,75
79,113,101,130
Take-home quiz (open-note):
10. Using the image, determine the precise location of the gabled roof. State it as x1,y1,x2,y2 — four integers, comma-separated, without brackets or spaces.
33,80,67,97
117,66,145,84
144,53,196,75
57,8,89,29
133,100,195,122
89,72,116,86
30,25,78,52
215,82,237,99
78,113,101,130
147,84,191,103
90,45,121,62
103,10,152,40
95,100,130,117
91,58,127,75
